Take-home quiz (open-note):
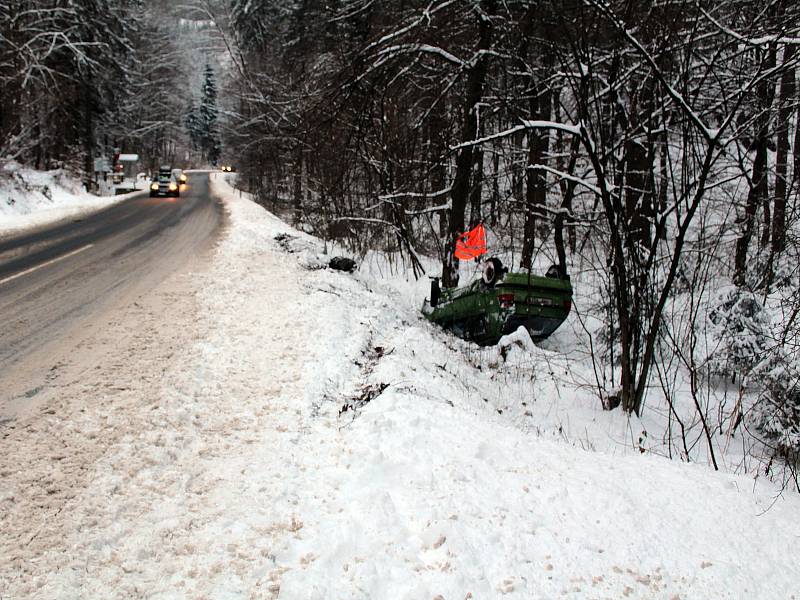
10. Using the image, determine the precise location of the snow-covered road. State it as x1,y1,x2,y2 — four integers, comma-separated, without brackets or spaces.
0,173,221,422
1,175,798,599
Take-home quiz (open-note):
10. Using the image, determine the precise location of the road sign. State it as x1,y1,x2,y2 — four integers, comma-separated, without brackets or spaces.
93,157,111,173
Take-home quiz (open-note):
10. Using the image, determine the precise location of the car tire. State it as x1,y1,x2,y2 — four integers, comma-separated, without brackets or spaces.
482,257,504,287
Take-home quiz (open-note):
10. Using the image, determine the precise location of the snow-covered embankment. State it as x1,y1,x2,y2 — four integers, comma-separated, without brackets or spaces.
1,172,797,599
0,161,137,236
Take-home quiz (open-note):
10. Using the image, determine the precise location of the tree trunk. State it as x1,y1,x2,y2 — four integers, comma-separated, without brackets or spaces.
469,142,484,226
624,136,655,247
793,93,800,194
658,129,668,219
442,3,495,288
734,145,769,286
760,184,771,249
734,47,776,286
292,144,303,224
83,86,96,193
490,145,500,226
428,96,449,242
510,129,525,205
555,135,581,271
772,44,796,258
521,79,552,269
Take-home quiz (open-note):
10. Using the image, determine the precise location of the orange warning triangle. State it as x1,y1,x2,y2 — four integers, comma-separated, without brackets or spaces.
454,224,487,260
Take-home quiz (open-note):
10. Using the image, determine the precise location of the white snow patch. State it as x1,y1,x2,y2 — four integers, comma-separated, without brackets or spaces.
0,162,139,236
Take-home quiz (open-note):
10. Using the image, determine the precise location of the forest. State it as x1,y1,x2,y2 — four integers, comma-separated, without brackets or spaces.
0,0,221,179
223,0,800,484
2,0,800,487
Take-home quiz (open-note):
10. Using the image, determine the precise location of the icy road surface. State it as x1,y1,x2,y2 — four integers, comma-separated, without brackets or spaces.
0,172,222,423
1,175,798,599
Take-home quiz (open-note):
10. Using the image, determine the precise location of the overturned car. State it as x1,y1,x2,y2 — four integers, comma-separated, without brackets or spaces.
422,258,572,346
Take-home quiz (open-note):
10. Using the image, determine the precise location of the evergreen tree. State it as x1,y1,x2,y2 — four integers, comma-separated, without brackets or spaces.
184,102,202,150
198,64,222,165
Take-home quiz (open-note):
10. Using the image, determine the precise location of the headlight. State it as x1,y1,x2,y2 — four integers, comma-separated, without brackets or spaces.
169,183,178,191
150,183,158,190
180,174,187,182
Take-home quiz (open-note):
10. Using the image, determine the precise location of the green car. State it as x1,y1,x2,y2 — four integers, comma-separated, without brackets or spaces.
422,259,572,346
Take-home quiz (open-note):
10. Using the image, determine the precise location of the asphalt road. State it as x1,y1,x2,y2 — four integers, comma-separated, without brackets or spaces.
0,172,223,421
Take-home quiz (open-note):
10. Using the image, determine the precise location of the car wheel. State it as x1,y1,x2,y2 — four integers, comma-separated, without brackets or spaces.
482,257,504,287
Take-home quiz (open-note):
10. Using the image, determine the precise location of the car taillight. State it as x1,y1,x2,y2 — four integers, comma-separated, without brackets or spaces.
498,293,514,308
150,183,158,190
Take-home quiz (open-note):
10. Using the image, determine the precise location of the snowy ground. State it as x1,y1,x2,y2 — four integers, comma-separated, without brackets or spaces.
1,174,799,599
0,161,139,237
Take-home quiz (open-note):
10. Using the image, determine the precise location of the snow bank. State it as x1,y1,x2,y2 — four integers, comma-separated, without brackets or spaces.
0,161,137,236
206,176,799,599
2,173,797,599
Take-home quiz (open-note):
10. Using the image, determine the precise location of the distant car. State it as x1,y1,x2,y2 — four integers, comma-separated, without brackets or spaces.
220,165,235,172
172,168,188,184
150,165,180,198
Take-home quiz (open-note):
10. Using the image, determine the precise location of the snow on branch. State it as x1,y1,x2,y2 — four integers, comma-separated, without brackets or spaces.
405,202,451,216
450,120,582,151
377,44,465,67
527,164,604,196
365,0,459,53
698,7,800,47
328,0,376,23
364,189,451,214
378,187,452,201
521,119,583,137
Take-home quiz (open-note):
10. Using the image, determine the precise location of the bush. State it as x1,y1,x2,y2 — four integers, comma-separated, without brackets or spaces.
706,289,771,380
752,352,800,463
704,289,799,477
